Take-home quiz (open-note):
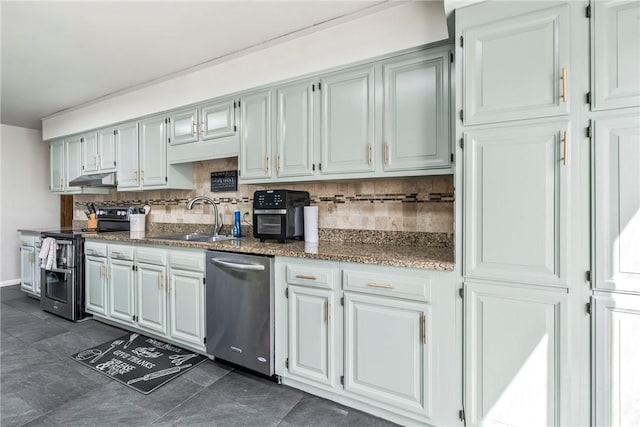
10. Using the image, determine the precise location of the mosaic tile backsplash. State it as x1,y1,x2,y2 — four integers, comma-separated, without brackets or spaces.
74,158,454,234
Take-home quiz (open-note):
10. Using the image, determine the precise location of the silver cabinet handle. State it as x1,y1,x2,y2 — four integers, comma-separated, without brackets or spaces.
211,259,265,271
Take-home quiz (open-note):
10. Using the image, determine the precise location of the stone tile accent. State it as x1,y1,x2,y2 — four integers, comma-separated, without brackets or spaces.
74,157,454,233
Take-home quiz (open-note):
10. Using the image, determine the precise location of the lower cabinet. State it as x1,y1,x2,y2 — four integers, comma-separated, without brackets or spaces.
593,293,640,427
19,233,41,298
85,255,108,315
464,281,569,427
276,257,456,426
344,292,429,417
84,241,205,353
167,268,205,349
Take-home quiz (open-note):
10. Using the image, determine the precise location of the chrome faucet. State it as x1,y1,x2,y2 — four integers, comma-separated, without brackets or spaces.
186,196,223,235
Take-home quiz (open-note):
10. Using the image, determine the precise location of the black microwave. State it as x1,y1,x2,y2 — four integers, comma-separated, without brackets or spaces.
253,190,310,243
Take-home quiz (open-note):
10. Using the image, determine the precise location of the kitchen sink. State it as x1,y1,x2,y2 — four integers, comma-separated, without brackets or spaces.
150,233,236,243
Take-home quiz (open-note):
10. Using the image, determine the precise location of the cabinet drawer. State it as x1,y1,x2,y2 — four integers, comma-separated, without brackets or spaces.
85,241,107,257
20,235,35,246
342,268,431,302
136,247,166,265
108,244,134,261
286,261,337,290
169,250,204,272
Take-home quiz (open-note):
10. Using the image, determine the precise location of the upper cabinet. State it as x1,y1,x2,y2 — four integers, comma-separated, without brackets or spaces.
382,49,450,171
239,45,453,184
117,118,192,191
239,90,273,181
50,137,108,194
319,66,376,175
592,0,640,110
167,99,239,164
458,2,571,125
275,79,316,179
81,128,116,174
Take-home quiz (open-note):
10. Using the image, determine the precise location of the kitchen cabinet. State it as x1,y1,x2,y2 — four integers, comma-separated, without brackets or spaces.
464,281,569,427
85,255,108,316
344,292,429,418
283,259,340,390
19,233,41,298
64,135,83,192
239,90,273,180
139,115,167,187
85,241,206,353
49,140,65,192
136,247,168,336
115,121,140,189
275,80,315,179
276,257,456,426
464,121,570,288
593,293,640,427
593,114,640,294
458,2,571,125
81,128,116,174
109,258,136,326
382,49,450,171
319,66,375,175
592,0,640,110
167,98,239,164
167,250,205,351
20,246,35,294
168,107,198,145
116,118,192,191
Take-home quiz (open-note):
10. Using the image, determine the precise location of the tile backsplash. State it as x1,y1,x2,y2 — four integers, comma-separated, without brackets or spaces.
74,158,454,233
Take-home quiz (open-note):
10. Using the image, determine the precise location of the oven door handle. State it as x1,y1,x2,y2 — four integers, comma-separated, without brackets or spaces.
45,267,74,274
210,259,265,271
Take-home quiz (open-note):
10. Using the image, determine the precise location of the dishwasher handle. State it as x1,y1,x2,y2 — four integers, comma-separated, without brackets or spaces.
210,258,266,271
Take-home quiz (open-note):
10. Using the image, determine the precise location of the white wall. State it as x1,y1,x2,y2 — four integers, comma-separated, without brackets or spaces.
0,125,60,285
42,1,449,140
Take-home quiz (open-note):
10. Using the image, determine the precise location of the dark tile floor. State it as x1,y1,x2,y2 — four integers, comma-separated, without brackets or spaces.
0,285,397,427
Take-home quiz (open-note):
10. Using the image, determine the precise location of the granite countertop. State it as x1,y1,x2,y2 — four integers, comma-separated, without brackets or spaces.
84,231,455,271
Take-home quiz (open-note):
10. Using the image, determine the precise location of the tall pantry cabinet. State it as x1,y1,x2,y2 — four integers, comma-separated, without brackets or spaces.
455,0,638,425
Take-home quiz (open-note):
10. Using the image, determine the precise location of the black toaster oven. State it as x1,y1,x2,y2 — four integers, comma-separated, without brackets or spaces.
253,190,310,242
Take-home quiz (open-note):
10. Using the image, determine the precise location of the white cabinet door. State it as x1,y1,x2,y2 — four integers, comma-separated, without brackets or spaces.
115,122,140,189
108,258,135,326
137,263,167,336
139,115,167,187
85,255,107,316
464,281,568,427
344,292,430,418
287,285,335,388
594,115,640,293
593,293,640,427
168,108,198,145
64,135,83,191
168,269,205,350
464,122,569,287
320,66,375,175
383,49,450,171
200,99,236,141
459,2,570,124
275,80,315,178
20,246,35,294
239,90,272,180
50,140,64,192
97,127,117,172
592,0,640,110
81,131,99,174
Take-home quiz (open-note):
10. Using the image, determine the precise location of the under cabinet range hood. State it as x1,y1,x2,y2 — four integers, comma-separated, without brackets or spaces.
68,172,116,187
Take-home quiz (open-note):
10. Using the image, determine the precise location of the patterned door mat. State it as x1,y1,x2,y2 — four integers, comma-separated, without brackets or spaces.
72,332,207,394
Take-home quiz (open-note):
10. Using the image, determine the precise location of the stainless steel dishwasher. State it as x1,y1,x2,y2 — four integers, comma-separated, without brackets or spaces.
206,250,275,376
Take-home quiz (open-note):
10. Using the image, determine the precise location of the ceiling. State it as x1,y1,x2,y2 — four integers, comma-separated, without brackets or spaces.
0,1,387,130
